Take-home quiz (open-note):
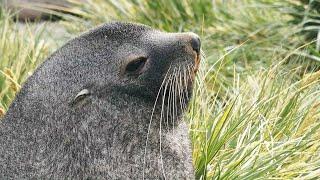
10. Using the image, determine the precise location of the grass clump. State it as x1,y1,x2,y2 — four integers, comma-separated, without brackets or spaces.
190,50,320,179
0,8,52,112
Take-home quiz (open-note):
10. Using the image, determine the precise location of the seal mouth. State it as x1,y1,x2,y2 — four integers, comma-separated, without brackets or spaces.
194,53,201,73
187,51,201,85
159,50,201,107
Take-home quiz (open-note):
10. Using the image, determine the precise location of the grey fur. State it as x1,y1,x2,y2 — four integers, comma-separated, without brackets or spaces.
0,22,200,179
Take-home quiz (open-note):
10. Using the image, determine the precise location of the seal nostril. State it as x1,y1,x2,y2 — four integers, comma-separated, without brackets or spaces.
191,35,201,54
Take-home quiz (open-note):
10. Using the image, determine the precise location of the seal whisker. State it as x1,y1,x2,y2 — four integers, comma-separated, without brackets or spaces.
187,64,194,83
142,67,171,179
177,68,188,125
169,68,177,128
172,69,178,130
184,65,192,102
159,75,171,180
179,67,188,112
182,66,191,111
166,71,174,129
183,66,189,100
177,66,184,118
200,49,206,59
183,73,189,110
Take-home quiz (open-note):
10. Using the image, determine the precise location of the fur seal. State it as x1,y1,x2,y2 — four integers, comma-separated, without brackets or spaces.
0,22,201,179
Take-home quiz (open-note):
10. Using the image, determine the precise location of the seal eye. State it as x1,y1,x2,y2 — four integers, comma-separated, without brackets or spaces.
125,57,147,74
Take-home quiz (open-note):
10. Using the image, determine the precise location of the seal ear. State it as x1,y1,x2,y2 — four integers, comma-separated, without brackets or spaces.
69,89,91,107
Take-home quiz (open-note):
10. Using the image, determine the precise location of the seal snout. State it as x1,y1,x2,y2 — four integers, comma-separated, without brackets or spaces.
183,32,201,73
190,34,201,55
178,32,201,54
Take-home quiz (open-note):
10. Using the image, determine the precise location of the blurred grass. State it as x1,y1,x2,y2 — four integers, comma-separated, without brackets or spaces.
1,0,320,179
0,7,53,115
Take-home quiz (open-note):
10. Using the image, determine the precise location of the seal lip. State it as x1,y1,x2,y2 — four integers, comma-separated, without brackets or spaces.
193,53,201,73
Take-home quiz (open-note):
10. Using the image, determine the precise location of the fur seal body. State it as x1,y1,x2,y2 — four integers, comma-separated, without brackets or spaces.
0,22,201,179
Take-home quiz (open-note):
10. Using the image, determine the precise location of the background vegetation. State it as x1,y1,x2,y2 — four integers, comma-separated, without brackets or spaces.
1,0,320,179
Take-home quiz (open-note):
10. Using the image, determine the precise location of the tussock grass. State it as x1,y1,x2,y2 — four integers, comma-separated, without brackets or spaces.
0,8,51,112
0,0,320,179
190,48,320,179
